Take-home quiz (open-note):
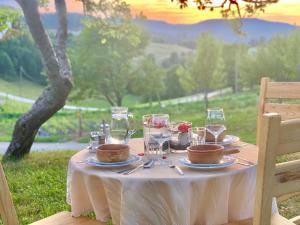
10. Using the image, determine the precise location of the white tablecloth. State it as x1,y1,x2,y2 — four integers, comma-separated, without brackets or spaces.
67,139,265,225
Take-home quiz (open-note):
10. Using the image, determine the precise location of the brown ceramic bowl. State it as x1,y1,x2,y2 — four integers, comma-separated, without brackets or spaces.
96,144,129,163
187,144,224,164
206,130,226,142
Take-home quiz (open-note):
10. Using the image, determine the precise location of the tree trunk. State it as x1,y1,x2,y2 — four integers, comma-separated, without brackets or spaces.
3,0,72,160
116,95,123,107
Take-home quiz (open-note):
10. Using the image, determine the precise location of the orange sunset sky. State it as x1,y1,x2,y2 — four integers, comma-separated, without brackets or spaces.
45,0,300,25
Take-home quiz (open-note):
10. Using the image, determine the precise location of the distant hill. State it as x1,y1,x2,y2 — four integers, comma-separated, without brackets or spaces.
135,18,297,44
38,13,297,45
0,0,18,8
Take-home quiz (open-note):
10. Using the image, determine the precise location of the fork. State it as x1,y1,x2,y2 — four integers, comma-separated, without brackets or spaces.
122,160,154,175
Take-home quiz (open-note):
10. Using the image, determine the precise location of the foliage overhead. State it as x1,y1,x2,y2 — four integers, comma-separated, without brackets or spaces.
0,7,22,38
172,0,279,18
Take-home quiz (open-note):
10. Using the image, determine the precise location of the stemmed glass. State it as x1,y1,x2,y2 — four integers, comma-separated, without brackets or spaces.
205,108,226,144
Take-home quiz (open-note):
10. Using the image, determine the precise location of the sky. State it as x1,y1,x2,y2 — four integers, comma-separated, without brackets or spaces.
19,0,300,25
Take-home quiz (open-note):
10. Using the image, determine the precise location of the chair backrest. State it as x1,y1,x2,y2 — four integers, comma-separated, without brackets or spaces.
254,113,300,225
257,77,300,144
0,162,19,225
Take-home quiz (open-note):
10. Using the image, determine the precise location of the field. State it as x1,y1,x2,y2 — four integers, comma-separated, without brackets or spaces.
1,89,300,224
1,90,258,143
145,42,193,64
0,79,43,99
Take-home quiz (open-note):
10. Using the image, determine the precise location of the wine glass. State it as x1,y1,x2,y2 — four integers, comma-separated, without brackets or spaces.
205,108,226,144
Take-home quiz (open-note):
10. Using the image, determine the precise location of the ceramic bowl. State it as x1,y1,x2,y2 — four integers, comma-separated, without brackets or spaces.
96,144,129,163
187,144,224,164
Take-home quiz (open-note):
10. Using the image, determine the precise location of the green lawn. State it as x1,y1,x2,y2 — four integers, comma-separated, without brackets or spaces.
0,79,43,99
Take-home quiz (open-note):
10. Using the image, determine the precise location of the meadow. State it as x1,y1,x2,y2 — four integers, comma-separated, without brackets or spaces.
1,89,258,143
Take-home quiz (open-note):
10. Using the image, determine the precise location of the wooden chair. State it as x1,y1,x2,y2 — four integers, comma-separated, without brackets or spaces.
257,77,300,144
225,113,300,225
0,162,106,225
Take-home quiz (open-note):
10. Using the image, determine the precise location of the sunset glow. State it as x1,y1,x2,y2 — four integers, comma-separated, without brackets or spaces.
46,0,300,25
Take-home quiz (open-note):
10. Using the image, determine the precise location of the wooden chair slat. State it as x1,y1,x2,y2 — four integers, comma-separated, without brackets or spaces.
30,212,106,225
0,163,19,225
265,103,300,120
277,118,300,155
223,214,297,225
276,160,300,174
277,192,300,202
266,82,300,99
273,179,300,197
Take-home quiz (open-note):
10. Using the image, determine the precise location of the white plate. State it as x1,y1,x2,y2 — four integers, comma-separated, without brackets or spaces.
84,155,141,168
179,156,236,169
206,135,240,146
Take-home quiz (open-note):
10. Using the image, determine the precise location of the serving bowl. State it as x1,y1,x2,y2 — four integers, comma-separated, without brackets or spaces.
96,144,129,163
187,144,224,164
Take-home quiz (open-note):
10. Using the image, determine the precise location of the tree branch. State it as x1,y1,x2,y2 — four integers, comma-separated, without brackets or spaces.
15,0,60,80
55,0,72,79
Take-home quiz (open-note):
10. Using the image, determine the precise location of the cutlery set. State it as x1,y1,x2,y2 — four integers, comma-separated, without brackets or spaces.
116,159,185,175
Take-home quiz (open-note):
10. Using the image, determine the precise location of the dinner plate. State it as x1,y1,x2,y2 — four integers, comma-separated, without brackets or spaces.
206,135,240,146
84,155,141,168
179,156,236,169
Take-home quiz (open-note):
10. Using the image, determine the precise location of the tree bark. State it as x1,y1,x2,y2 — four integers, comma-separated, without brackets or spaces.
3,0,73,160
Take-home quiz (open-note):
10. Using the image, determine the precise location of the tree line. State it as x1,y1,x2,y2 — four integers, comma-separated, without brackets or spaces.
0,34,46,84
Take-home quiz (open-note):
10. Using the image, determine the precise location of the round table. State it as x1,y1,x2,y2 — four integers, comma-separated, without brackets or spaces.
67,138,259,225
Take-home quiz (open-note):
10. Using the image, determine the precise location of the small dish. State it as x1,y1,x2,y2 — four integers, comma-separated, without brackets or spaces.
179,156,236,169
84,155,140,168
187,144,224,164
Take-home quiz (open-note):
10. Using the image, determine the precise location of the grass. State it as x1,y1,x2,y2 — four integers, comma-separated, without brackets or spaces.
1,151,74,225
70,95,142,108
0,79,43,99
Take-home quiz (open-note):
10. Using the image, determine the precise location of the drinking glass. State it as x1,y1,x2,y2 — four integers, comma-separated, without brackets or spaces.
89,131,100,153
192,127,206,145
205,108,226,144
143,114,170,160
109,107,130,144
